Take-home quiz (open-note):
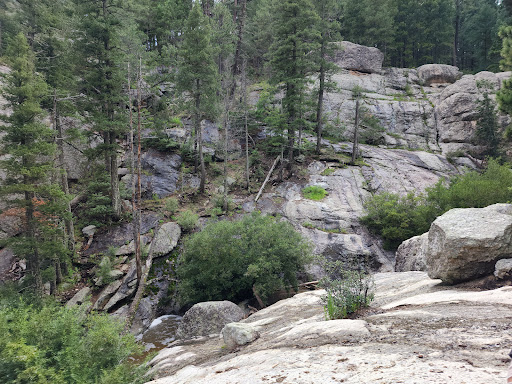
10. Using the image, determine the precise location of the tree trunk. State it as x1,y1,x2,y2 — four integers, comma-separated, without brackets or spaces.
135,61,143,283
125,222,161,332
54,90,75,255
453,0,461,67
195,81,206,194
223,101,229,211
316,37,326,155
242,62,250,191
25,189,42,295
351,98,360,165
231,0,247,81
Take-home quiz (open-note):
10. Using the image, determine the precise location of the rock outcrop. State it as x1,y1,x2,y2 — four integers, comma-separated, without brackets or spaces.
145,272,512,384
176,301,245,340
332,41,384,74
426,204,512,284
245,142,460,273
417,64,462,86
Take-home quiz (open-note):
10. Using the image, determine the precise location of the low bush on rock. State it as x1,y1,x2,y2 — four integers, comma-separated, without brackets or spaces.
0,297,147,384
362,159,512,250
302,185,328,200
319,259,375,320
177,212,313,305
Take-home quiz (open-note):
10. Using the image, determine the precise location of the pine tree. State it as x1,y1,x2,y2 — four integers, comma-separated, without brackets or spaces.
74,0,131,219
270,0,320,176
177,3,219,193
497,25,512,117
0,33,67,295
313,0,340,154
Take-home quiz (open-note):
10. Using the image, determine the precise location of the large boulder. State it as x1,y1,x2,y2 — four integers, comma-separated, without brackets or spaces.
333,41,384,74
395,233,428,272
417,64,461,86
176,301,245,339
152,222,181,257
426,204,512,284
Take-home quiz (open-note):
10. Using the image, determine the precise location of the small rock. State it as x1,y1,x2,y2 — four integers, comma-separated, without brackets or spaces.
495,258,512,279
82,225,97,238
222,322,260,350
66,287,91,307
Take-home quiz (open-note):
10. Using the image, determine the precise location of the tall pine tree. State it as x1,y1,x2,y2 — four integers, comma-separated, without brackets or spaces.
270,0,320,176
0,33,67,295
177,3,219,193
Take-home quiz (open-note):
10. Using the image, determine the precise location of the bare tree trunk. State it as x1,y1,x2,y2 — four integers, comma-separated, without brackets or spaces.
316,36,326,155
223,97,229,211
134,60,143,283
231,0,247,82
110,147,121,218
255,155,280,202
53,89,75,255
351,98,360,165
195,80,206,194
242,61,250,191
125,222,161,332
25,187,43,295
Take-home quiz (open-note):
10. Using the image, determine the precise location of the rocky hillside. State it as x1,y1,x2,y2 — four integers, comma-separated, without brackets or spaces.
144,271,512,384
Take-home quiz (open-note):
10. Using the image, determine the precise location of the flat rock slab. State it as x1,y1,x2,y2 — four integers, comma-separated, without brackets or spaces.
145,272,511,384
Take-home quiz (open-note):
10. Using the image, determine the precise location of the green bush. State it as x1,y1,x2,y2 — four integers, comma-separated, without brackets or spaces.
177,212,313,305
319,259,374,320
361,160,512,250
164,197,179,216
176,210,199,232
361,191,437,250
0,299,146,384
302,185,328,200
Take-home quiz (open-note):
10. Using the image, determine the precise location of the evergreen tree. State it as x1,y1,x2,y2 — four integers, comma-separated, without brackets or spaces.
458,0,500,72
0,34,67,295
270,0,320,176
245,0,276,76
497,25,512,116
74,0,132,219
177,3,220,193
341,0,396,58
312,0,340,154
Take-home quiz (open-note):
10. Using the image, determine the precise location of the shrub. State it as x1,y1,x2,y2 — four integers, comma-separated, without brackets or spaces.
361,160,512,250
319,259,374,320
177,212,313,305
361,191,437,250
164,197,179,216
302,185,328,200
0,299,146,384
176,210,199,232
96,255,114,286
